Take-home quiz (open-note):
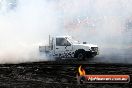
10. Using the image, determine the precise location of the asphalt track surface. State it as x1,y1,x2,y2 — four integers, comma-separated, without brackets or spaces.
0,48,132,88
0,59,131,88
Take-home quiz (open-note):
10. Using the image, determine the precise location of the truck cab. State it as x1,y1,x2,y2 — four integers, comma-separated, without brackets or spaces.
39,36,99,60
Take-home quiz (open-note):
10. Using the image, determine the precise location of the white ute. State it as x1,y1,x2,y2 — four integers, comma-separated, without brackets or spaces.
39,36,99,60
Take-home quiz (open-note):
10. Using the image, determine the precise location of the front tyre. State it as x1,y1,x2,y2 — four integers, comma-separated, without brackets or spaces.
76,50,86,60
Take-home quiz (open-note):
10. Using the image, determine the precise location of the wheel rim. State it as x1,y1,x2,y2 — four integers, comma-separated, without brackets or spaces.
77,53,83,59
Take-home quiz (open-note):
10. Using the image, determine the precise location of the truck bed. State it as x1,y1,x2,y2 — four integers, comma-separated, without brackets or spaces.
39,46,50,52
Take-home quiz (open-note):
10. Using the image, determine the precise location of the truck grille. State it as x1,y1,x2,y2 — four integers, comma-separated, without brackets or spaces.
91,47,98,52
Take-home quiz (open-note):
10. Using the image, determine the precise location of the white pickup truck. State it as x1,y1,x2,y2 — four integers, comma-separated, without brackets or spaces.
39,36,99,60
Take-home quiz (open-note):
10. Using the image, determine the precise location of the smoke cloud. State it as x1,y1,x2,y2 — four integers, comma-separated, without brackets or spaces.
0,0,132,63
0,0,60,63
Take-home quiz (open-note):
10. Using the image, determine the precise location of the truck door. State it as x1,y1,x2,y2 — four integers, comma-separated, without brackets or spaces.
55,38,72,57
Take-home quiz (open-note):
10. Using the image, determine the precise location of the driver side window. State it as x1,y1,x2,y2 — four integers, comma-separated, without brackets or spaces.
56,38,71,46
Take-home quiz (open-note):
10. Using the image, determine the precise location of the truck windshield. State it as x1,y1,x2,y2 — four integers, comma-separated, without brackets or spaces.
67,37,80,44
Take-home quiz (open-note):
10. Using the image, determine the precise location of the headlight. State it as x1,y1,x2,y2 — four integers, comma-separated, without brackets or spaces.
91,47,98,52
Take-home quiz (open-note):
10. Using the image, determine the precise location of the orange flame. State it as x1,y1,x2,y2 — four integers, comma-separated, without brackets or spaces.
78,65,86,76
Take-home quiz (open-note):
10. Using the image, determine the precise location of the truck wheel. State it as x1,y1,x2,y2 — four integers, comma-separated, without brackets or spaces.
76,50,86,60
